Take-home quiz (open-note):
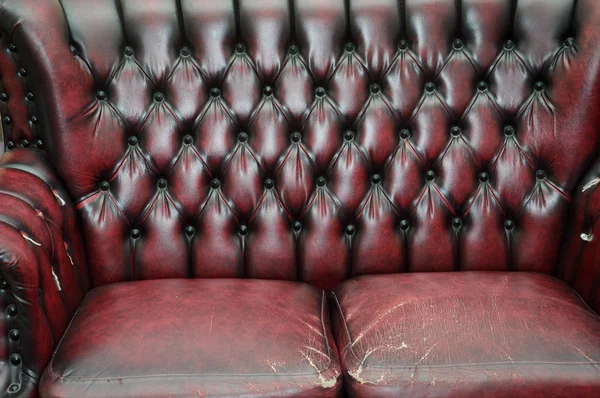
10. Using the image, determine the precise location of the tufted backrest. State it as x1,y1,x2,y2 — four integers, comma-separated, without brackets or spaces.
1,0,600,289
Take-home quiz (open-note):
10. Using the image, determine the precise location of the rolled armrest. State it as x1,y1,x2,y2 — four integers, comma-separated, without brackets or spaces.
561,155,600,314
0,149,88,396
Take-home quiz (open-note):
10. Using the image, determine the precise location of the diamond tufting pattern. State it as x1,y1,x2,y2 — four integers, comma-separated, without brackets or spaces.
0,0,600,291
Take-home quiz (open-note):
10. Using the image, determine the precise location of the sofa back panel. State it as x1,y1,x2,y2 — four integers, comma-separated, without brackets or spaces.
1,0,600,288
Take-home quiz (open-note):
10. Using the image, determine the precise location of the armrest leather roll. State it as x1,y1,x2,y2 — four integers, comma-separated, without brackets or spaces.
0,149,88,395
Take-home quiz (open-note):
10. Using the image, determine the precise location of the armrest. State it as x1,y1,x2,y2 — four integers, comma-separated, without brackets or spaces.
0,149,88,396
560,156,600,315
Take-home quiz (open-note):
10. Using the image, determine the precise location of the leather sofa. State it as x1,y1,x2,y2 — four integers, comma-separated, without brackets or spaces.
1,0,599,396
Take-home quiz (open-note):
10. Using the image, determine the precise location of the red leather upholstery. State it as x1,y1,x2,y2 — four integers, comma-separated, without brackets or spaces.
0,0,599,396
41,279,341,397
0,150,88,396
332,272,600,397
561,154,600,314
2,0,600,290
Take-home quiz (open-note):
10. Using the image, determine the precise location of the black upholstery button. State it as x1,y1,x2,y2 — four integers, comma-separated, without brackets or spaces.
288,45,299,55
344,42,355,52
130,229,141,239
504,126,515,137
183,135,193,145
6,305,17,316
0,280,7,289
185,226,196,237
9,329,19,341
3,116,12,125
425,170,436,181
534,82,545,92
124,46,134,56
99,181,110,191
293,221,302,232
370,83,381,94
344,131,355,141
345,225,355,236
504,220,515,231
9,354,21,366
238,132,248,143
425,82,435,93
154,92,164,102
315,87,326,98
128,136,138,146
371,174,382,184
400,219,410,230
157,178,168,189
239,225,248,236
21,139,30,148
210,178,221,189
8,43,17,52
317,176,327,187
181,47,191,57
450,126,462,137
536,170,546,180
0,92,8,101
96,90,107,101
26,91,34,101
398,40,409,50
565,37,574,48
453,39,464,50
504,40,515,50
210,87,221,98
452,218,462,228
35,139,44,149
263,86,273,96
291,132,301,143
477,81,488,92
8,384,19,393
31,116,39,125
235,43,245,54
264,179,274,189
400,129,411,140
479,172,489,182
18,67,27,77
7,141,15,149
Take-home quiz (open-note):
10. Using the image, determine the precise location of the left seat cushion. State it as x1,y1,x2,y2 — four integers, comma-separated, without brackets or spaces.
40,279,341,397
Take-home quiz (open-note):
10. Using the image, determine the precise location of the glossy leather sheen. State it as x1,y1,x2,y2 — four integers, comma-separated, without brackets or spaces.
332,272,600,397
0,0,599,397
1,0,600,289
41,278,341,397
561,153,600,314
0,150,88,396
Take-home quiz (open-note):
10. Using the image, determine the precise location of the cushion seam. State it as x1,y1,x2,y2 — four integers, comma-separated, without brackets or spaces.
331,291,363,366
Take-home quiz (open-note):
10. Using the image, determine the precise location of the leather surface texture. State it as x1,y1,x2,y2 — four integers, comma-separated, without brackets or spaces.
0,0,600,397
561,153,600,314
332,272,600,397
0,149,88,397
1,0,600,290
40,278,341,398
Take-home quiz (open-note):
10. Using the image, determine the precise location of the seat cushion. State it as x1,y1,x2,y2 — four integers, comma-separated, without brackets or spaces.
40,279,341,397
332,272,600,397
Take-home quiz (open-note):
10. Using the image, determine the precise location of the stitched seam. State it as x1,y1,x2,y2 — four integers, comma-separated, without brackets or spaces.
331,291,361,365
52,370,327,382
364,361,600,370
318,290,334,371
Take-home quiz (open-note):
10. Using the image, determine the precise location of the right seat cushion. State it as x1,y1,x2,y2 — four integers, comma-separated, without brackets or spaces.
332,272,600,397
